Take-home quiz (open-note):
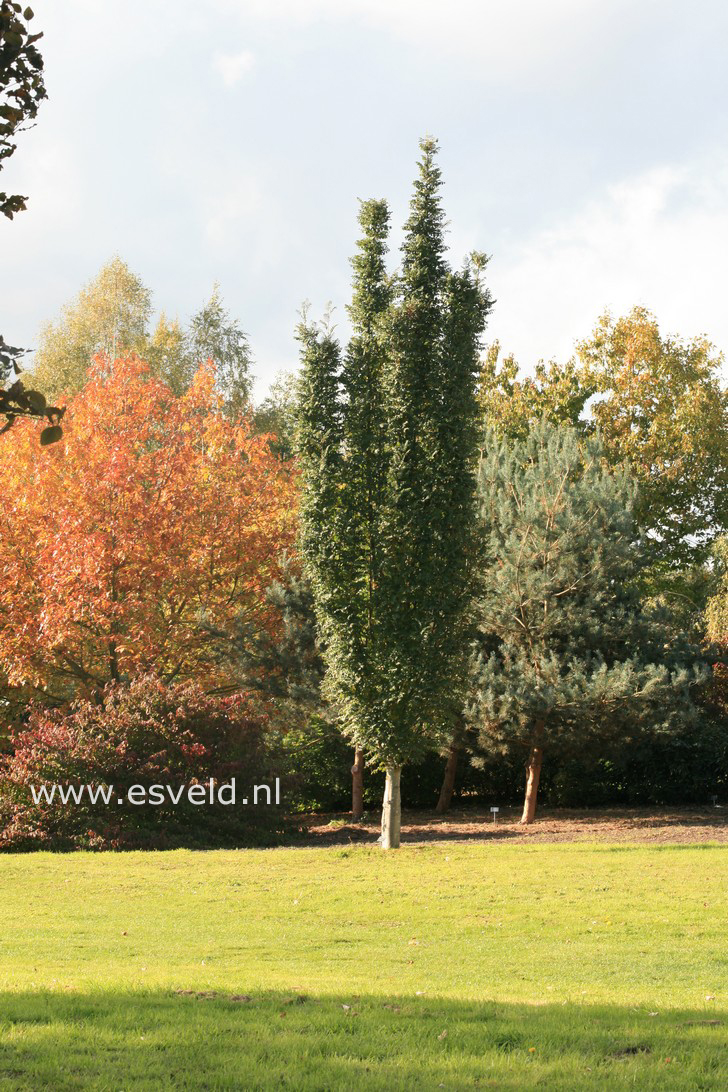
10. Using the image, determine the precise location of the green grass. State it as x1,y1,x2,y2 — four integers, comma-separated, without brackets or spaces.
1,842,726,1089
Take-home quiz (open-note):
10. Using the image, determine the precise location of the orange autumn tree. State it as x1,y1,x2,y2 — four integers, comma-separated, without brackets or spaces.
0,356,296,705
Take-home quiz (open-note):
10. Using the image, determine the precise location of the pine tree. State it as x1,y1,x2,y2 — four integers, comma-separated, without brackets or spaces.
297,140,492,847
468,420,708,823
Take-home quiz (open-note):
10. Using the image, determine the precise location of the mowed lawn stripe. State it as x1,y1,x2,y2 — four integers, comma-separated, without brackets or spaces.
1,843,725,1005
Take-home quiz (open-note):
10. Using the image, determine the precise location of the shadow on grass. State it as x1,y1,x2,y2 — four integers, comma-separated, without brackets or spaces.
0,989,725,1090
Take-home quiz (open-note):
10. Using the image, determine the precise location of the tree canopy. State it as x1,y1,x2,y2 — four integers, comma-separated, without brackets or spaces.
578,307,728,569
30,262,254,421
0,1,60,441
468,420,707,823
0,0,46,221
31,257,152,400
0,356,296,708
480,308,728,574
185,284,253,419
478,344,592,439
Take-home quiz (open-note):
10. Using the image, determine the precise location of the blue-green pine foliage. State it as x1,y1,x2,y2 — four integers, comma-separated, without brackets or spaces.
468,420,708,770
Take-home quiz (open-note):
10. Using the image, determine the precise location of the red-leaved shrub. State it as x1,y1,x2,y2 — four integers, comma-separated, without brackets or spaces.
0,676,288,849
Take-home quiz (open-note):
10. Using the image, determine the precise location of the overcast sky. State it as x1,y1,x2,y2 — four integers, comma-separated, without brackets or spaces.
3,0,727,397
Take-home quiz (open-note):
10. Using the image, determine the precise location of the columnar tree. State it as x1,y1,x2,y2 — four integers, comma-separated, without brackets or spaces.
297,140,491,847
468,420,707,823
336,197,392,823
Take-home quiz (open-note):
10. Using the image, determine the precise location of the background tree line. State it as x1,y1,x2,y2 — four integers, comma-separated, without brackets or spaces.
0,54,725,848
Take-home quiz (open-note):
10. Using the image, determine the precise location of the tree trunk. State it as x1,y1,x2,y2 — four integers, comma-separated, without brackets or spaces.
380,766,402,849
436,744,459,813
351,748,364,821
520,744,543,825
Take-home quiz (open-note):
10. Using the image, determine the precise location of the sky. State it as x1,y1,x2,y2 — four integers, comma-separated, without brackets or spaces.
2,0,728,398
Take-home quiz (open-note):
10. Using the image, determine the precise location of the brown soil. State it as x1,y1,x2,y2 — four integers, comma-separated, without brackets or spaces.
300,805,728,846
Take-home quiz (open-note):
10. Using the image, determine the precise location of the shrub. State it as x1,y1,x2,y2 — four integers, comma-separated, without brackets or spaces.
0,676,290,850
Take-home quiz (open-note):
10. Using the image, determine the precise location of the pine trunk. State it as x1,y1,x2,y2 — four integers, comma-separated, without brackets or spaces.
351,748,364,821
435,744,459,813
520,744,543,825
380,766,402,849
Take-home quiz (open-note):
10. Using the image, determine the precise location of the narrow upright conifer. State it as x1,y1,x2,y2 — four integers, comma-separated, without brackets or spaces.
297,140,491,847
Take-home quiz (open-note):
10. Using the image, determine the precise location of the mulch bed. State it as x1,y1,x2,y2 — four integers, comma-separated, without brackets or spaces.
300,806,728,846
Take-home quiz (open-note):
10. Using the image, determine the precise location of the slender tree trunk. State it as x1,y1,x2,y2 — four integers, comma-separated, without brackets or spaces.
380,766,402,849
520,742,544,825
436,744,459,814
351,748,364,821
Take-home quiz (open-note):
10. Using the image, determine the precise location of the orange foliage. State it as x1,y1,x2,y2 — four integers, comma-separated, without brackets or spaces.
0,356,296,698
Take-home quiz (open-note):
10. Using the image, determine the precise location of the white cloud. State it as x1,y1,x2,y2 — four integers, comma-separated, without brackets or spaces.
486,153,728,369
212,48,256,87
214,0,643,77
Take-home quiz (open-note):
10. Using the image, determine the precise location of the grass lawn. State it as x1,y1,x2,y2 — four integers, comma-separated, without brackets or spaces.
0,842,726,1089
